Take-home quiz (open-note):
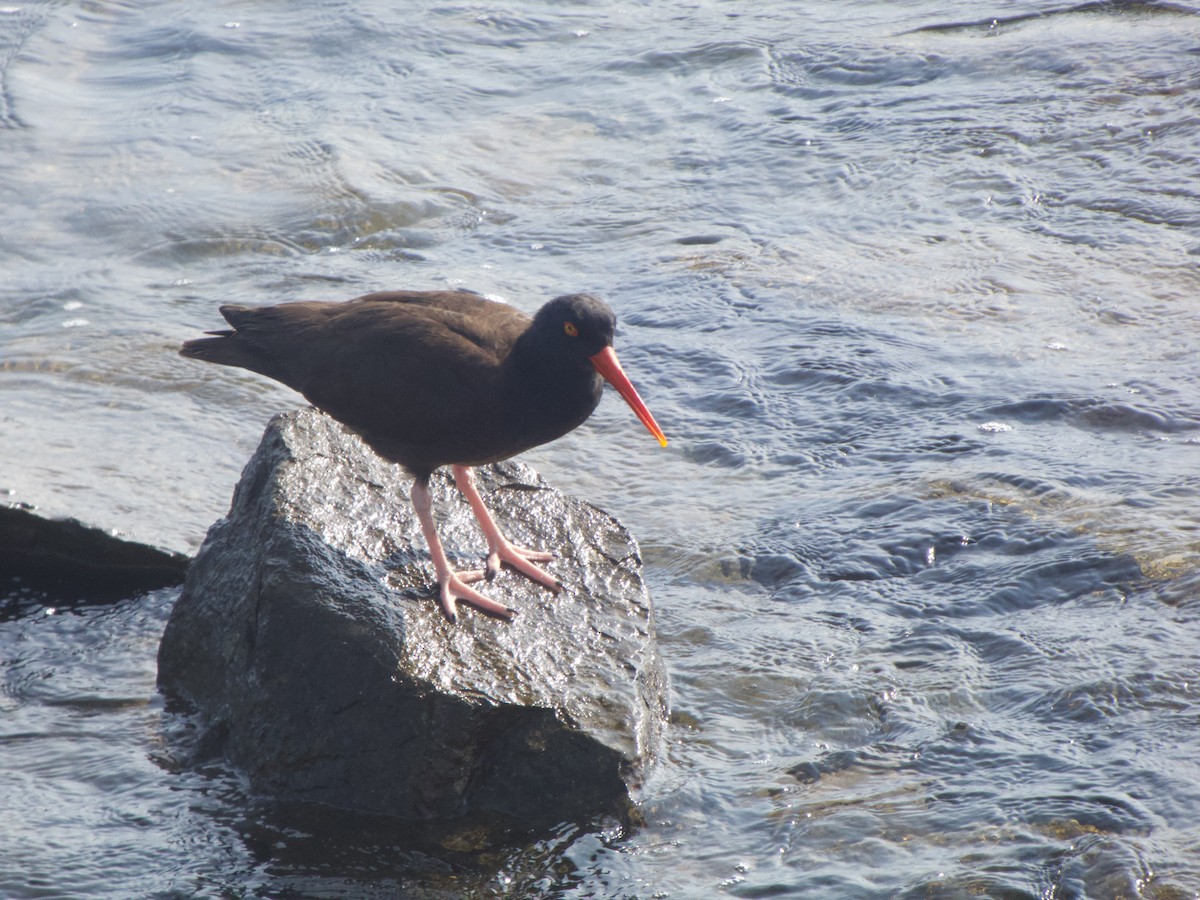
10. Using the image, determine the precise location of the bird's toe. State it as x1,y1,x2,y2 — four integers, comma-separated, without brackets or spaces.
438,572,516,621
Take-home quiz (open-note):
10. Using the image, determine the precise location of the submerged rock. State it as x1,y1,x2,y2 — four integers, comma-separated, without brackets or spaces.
0,502,188,605
157,408,668,826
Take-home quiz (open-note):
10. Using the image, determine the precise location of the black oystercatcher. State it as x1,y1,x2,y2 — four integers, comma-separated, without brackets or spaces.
181,290,667,622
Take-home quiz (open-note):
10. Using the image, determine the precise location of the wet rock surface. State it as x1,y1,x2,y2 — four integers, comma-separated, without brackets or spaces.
157,408,668,826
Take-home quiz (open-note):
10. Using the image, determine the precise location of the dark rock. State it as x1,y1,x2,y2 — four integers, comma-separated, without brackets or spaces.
157,408,668,827
0,502,188,607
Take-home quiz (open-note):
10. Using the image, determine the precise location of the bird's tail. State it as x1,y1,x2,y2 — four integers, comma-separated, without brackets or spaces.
180,330,235,361
179,305,270,372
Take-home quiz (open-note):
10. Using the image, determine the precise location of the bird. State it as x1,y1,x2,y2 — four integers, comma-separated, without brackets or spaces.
180,289,667,622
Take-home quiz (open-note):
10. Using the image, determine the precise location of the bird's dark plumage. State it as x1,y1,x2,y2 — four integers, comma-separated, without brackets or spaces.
181,288,666,622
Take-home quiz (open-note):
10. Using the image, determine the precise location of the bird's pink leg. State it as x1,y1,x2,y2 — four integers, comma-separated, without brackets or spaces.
451,465,562,593
410,477,516,622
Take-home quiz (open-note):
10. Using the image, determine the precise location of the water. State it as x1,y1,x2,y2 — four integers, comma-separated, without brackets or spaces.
3,0,1200,895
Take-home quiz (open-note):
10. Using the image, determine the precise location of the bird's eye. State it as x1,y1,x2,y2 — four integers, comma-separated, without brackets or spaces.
563,321,579,337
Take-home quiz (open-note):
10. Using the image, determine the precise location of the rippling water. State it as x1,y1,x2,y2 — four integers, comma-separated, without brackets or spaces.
3,0,1200,896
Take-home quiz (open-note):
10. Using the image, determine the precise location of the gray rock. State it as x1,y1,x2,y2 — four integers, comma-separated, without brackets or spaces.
157,408,668,827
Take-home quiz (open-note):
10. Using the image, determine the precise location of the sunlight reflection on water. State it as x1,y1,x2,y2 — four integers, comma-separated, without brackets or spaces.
2,0,1200,896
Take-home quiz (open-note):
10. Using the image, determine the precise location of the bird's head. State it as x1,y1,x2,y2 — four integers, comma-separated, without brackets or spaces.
533,293,617,359
532,293,667,448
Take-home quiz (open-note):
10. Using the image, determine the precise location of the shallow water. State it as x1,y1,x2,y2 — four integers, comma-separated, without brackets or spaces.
3,0,1200,896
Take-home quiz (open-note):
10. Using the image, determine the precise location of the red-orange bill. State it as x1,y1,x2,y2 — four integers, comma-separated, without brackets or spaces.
589,346,668,447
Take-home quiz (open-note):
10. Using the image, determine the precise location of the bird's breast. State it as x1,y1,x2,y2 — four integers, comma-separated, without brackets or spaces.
497,366,601,447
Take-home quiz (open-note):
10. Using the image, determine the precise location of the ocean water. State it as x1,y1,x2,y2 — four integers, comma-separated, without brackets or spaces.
2,0,1200,896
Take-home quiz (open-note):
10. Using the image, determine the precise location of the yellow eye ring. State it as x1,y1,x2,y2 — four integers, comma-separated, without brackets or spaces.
563,321,579,337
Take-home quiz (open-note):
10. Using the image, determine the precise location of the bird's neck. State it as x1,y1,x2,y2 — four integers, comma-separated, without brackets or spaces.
504,333,603,431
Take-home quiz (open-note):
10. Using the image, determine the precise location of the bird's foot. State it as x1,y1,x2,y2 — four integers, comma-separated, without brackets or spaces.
451,465,562,594
438,569,516,623
485,539,561,593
